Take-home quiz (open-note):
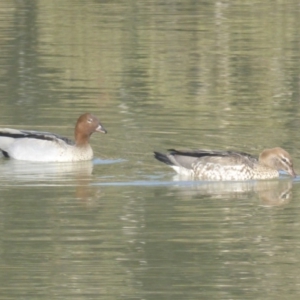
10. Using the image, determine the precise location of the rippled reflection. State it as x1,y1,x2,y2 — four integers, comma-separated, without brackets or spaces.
0,159,94,183
1,0,300,299
170,179,293,206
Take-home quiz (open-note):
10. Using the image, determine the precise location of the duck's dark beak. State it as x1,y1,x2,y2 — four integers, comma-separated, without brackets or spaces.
288,166,297,178
96,123,107,134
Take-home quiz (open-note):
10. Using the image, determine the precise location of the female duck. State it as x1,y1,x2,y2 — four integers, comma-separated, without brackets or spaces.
154,147,296,181
0,113,106,162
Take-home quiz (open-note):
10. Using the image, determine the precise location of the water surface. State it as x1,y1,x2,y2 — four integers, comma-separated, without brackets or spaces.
1,0,300,299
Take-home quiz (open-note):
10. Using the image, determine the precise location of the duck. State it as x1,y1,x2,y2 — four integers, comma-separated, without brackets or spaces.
154,147,296,181
0,113,107,162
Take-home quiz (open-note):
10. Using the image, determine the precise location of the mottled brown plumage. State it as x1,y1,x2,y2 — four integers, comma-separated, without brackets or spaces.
154,147,296,181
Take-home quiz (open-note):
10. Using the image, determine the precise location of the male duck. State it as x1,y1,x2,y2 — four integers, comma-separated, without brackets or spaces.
0,113,107,162
154,147,296,181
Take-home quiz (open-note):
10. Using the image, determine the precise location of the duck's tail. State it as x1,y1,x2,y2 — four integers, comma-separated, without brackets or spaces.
154,151,174,166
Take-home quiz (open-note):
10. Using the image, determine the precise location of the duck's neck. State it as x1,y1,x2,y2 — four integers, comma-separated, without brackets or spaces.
259,150,271,167
75,131,90,147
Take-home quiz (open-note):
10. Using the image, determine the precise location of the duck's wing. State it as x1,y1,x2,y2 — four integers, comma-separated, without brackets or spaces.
0,128,75,160
0,128,74,146
154,149,258,169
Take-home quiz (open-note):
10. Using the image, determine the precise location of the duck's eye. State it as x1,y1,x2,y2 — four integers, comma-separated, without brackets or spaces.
281,157,289,165
87,118,93,124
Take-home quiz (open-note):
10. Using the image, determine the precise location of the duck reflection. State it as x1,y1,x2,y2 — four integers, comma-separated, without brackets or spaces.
0,159,95,201
0,159,94,180
171,177,293,206
256,180,292,206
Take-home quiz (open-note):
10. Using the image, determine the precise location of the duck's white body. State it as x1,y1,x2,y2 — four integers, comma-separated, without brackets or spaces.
0,113,106,162
0,129,93,162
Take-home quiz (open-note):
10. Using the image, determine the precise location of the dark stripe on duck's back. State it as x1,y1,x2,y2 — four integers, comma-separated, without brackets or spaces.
0,131,74,145
1,150,9,158
168,149,258,167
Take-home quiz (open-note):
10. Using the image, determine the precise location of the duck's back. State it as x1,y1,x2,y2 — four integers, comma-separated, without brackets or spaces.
0,129,93,162
155,149,279,180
